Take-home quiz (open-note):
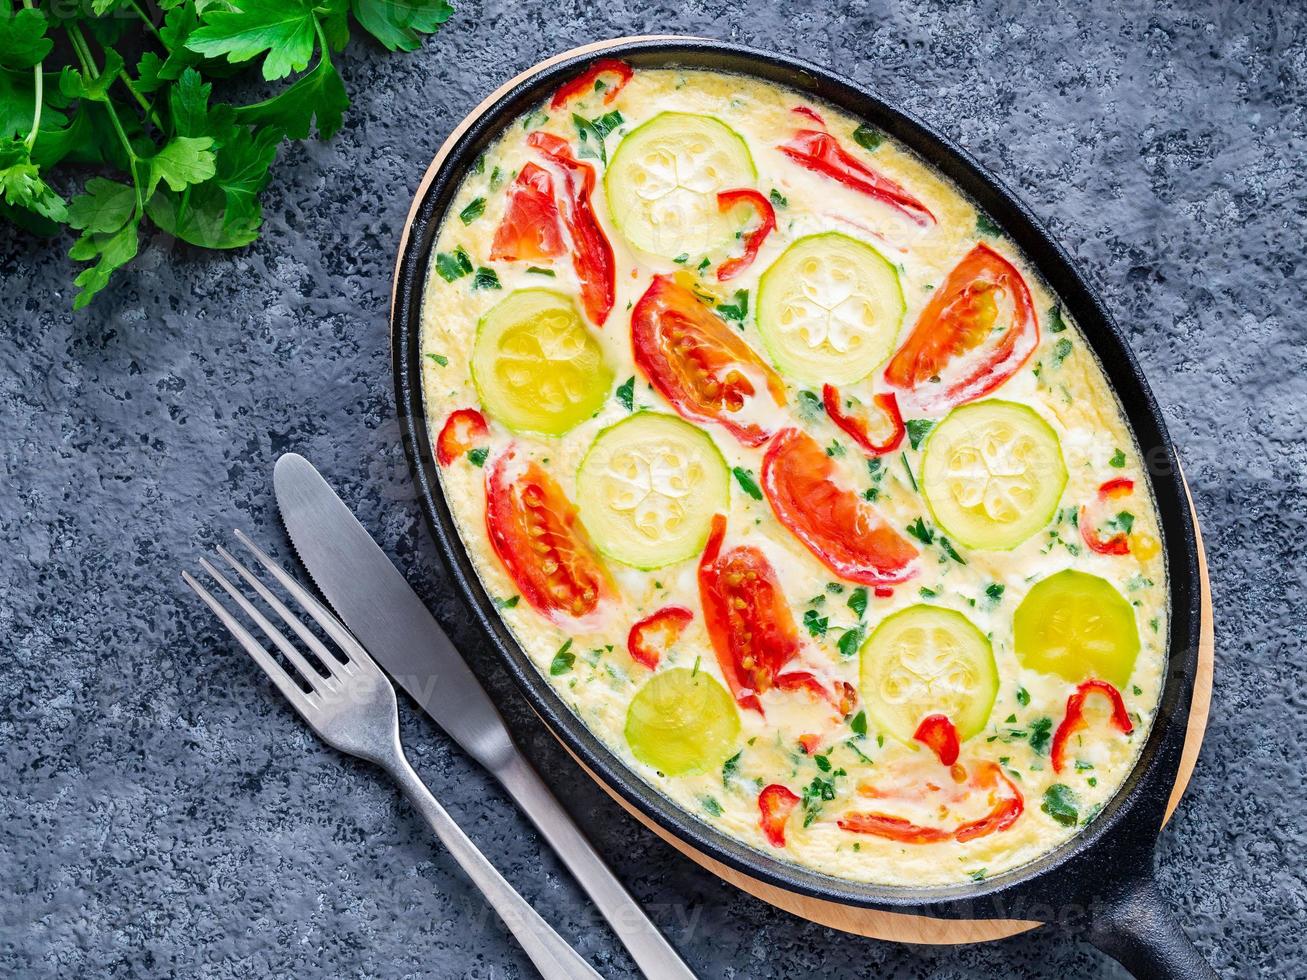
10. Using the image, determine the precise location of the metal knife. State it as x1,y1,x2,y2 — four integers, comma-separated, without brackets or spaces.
273,453,696,980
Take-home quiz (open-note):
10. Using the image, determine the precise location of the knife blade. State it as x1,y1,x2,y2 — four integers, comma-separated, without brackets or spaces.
273,452,696,980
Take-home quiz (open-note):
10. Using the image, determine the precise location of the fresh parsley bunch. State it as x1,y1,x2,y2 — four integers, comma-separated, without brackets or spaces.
0,0,453,308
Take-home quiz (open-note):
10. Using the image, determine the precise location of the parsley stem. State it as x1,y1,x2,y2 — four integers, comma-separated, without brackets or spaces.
22,0,42,150
125,0,166,45
67,24,144,214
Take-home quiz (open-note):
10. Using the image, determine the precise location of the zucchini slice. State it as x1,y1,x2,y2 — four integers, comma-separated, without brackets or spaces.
604,112,756,263
471,289,612,436
920,400,1067,550
1013,570,1140,689
859,604,998,743
625,667,740,776
577,412,730,569
756,233,905,385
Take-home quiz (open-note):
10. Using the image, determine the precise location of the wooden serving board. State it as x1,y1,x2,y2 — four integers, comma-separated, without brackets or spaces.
394,38,1214,945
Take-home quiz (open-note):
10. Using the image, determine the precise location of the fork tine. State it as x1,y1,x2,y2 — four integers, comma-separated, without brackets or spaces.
215,545,348,678
232,528,378,674
200,555,333,693
181,570,318,719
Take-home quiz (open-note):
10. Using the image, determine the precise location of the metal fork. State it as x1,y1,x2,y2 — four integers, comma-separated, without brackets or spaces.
182,531,603,980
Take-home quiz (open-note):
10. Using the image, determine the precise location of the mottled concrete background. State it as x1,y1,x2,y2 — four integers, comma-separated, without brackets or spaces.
3,1,1304,977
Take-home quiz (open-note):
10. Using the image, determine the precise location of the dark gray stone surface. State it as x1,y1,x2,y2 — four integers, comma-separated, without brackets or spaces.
3,1,1304,977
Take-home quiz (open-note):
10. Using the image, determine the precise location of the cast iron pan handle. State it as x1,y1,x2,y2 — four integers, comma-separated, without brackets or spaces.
1085,872,1217,979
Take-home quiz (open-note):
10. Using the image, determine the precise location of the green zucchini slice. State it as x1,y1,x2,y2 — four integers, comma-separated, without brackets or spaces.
756,232,905,385
577,412,730,569
920,400,1067,550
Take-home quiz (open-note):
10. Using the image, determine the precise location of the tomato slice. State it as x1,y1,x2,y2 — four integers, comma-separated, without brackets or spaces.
626,605,693,671
697,514,802,713
1050,679,1133,774
762,427,919,585
435,408,489,467
822,385,905,456
632,275,786,447
489,163,565,263
883,243,1038,412
527,132,616,327
912,714,960,766
778,128,935,226
758,784,800,847
549,58,632,109
715,189,776,282
485,448,613,625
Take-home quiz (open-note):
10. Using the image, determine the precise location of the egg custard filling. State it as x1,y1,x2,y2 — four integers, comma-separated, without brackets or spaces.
420,64,1168,886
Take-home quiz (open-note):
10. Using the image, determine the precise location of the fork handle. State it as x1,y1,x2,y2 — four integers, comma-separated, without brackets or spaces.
495,750,697,979
386,755,604,980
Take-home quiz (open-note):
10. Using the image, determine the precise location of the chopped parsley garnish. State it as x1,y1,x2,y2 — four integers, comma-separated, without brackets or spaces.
1047,305,1068,333
969,868,988,882
549,640,575,676
1041,784,1080,827
801,769,844,827
802,608,829,638
814,752,832,773
494,595,520,609
985,583,1006,603
1016,686,1030,707
940,537,967,565
901,452,918,490
850,710,868,737
615,376,635,411
1113,511,1136,534
732,466,763,500
847,587,868,619
919,586,938,599
466,447,489,467
1109,448,1127,468
976,212,1002,236
489,166,505,190
1028,717,1054,755
472,266,502,290
673,252,689,264
526,266,556,277
435,246,474,282
851,124,883,151
837,626,863,659
471,155,486,175
425,352,449,367
722,750,742,787
701,796,723,817
459,197,486,224
905,418,934,450
906,516,934,545
717,289,749,321
825,440,845,457
797,389,824,418
769,188,788,208
1052,337,1074,365
572,109,624,164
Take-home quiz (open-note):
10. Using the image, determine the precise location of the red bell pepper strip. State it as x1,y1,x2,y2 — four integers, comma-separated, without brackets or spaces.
822,385,906,456
527,132,616,327
435,409,489,467
837,812,952,843
759,784,801,847
1050,679,1134,774
626,605,692,671
490,163,565,262
913,714,960,766
954,762,1024,842
715,189,776,282
778,129,935,226
549,58,632,109
1079,478,1137,555
791,105,828,128
775,670,834,706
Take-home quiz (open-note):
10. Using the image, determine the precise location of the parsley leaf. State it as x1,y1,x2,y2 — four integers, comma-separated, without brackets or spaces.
847,587,868,619
769,188,787,208
615,376,635,411
732,466,763,500
1109,448,1127,468
549,640,575,676
459,197,486,224
1041,784,1079,827
837,626,862,659
466,447,488,467
851,124,882,151
905,516,934,545
351,0,453,52
802,608,828,638
905,418,934,450
1048,305,1068,333
187,0,320,81
1028,716,1053,755
976,212,1002,236
472,266,501,290
572,109,623,164
435,246,473,282
716,289,748,321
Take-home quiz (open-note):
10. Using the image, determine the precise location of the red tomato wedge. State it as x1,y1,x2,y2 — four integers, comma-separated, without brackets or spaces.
632,275,787,447
435,408,488,467
778,128,935,226
527,132,616,327
883,243,1038,412
822,385,905,456
1050,679,1134,774
762,428,919,585
758,784,800,847
485,448,613,626
549,58,632,109
489,163,565,263
698,514,802,713
716,189,776,282
626,605,692,671
913,714,960,766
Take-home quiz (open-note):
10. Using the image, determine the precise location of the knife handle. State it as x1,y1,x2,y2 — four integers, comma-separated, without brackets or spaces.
495,749,698,980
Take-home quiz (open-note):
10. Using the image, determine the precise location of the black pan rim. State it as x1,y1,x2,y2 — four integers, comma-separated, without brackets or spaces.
391,36,1202,917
